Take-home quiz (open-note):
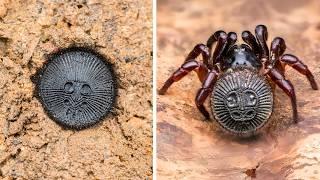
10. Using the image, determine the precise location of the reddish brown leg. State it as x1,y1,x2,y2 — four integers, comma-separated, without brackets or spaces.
280,54,318,90
227,32,237,44
255,25,269,59
159,60,209,95
195,70,219,119
206,31,228,65
242,30,260,57
271,37,286,58
270,37,286,72
206,31,226,55
222,32,237,55
268,68,298,122
185,43,210,66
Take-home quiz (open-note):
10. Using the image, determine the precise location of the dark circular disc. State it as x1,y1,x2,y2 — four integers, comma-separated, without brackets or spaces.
211,68,273,136
37,47,116,129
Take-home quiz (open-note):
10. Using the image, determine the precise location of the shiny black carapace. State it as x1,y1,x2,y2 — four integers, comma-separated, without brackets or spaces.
159,25,318,135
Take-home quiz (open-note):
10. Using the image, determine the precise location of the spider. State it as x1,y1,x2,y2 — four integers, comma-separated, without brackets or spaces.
159,25,318,135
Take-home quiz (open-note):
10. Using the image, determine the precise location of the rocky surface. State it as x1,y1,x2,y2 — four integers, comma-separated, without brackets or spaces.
0,0,152,179
157,0,320,179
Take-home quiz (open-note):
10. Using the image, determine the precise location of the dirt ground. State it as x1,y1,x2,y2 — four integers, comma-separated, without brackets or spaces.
0,0,152,179
157,0,320,179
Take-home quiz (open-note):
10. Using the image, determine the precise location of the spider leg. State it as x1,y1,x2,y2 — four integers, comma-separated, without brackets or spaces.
270,37,318,90
159,60,209,95
271,37,286,58
279,54,318,90
242,30,260,57
222,32,237,55
195,69,219,119
268,68,298,122
255,25,269,60
270,37,286,73
206,31,228,65
185,43,210,67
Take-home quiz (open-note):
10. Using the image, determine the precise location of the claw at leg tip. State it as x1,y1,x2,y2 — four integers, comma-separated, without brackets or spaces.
293,114,299,124
158,88,166,95
312,83,318,90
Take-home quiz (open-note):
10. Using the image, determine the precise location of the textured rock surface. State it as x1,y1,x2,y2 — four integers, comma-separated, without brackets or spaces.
0,0,152,179
157,0,320,179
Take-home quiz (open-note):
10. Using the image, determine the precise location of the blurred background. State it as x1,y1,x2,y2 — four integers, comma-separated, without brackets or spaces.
157,0,320,179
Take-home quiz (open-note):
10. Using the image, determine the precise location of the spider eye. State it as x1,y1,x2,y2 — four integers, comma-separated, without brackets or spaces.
80,84,92,95
64,82,74,94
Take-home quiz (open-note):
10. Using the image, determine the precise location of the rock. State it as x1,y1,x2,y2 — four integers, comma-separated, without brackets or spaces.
0,0,8,18
287,134,320,179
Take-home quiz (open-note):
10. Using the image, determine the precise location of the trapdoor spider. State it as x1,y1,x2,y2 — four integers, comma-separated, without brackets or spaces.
159,25,318,135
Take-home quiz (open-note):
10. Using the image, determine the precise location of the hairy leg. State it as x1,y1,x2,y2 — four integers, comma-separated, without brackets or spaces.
159,60,209,95
279,54,318,90
195,69,219,119
268,68,298,122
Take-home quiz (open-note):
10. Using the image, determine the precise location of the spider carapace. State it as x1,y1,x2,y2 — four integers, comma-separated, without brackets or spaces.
159,25,318,135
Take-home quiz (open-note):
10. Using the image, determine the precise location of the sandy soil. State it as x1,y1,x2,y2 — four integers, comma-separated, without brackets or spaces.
157,0,320,179
0,0,152,179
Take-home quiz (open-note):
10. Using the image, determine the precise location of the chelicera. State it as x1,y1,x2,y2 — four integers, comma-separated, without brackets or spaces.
159,25,318,135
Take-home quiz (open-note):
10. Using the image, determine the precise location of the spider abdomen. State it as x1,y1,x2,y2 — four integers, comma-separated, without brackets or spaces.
211,68,273,136
36,47,117,130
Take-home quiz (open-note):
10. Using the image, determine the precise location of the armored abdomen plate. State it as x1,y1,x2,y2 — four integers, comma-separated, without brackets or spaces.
211,68,273,136
37,48,116,129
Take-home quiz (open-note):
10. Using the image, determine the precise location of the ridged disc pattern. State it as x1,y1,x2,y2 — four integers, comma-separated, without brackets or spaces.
38,48,116,129
211,68,273,135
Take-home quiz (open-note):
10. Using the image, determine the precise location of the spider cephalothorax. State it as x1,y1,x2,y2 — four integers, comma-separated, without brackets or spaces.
159,25,318,135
